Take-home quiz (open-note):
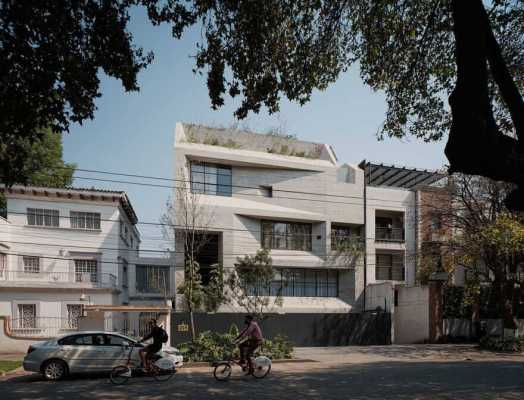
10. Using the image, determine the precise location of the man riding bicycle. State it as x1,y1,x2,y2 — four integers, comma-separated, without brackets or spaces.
138,319,166,371
233,315,263,373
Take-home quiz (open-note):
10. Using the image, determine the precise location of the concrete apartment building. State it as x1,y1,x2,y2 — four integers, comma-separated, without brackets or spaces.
0,186,175,350
173,123,446,316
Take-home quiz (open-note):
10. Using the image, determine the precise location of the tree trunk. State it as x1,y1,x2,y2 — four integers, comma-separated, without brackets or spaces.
446,0,524,211
189,309,196,340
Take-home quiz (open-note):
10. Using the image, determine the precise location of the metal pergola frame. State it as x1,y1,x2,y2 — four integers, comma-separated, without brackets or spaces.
359,160,446,189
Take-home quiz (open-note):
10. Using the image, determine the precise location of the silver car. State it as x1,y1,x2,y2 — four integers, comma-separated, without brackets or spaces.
23,331,183,380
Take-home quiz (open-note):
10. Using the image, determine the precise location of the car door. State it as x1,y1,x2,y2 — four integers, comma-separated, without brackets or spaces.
103,334,134,369
57,334,101,373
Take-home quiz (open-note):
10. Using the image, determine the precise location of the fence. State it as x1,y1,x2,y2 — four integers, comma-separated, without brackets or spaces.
9,317,79,338
375,227,405,242
171,312,391,346
0,270,117,288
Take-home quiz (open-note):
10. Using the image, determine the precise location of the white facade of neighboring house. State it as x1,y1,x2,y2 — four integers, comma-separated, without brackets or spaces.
0,186,176,349
172,123,444,314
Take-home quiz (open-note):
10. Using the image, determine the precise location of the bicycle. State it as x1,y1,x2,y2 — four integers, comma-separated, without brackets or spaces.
213,351,272,381
109,342,177,385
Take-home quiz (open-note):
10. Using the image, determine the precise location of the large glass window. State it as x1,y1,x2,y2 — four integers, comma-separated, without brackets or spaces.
248,268,338,297
376,253,405,281
0,253,6,278
136,265,170,293
190,162,232,196
261,221,312,251
27,208,59,227
70,211,101,230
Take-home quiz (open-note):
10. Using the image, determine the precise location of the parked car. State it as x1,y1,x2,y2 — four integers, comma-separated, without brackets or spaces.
23,331,183,380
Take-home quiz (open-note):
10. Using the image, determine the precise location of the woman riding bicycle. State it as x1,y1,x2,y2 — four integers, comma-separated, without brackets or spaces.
233,315,263,374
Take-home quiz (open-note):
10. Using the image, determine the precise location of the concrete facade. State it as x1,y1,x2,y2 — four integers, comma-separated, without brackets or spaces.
172,123,442,315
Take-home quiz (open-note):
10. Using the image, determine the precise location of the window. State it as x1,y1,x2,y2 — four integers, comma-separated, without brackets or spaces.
259,186,273,198
261,221,312,251
74,259,98,283
27,208,59,227
70,211,101,230
66,304,82,329
22,256,40,274
430,212,443,231
0,253,6,278
136,265,170,293
105,334,129,346
376,253,405,281
331,225,362,251
249,268,338,297
59,334,93,346
17,304,36,328
190,162,232,196
122,260,129,288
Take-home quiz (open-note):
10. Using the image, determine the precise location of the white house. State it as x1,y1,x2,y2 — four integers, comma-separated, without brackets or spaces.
0,186,176,350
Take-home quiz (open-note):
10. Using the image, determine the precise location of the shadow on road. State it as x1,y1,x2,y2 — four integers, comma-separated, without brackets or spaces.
2,361,524,400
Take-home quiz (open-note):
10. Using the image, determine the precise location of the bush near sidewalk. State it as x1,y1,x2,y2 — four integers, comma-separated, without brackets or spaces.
178,324,293,363
0,360,22,374
479,335,524,352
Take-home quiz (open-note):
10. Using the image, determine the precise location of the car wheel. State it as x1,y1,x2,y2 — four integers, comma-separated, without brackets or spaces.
42,359,68,381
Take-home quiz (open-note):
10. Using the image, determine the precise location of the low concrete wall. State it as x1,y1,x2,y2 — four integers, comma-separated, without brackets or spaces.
444,318,524,339
394,286,429,344
171,312,391,346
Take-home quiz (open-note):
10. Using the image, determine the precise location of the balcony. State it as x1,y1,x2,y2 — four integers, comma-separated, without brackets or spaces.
375,265,405,281
8,317,79,339
375,227,405,242
0,270,117,289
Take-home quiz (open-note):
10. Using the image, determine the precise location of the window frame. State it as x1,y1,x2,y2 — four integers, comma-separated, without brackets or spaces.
70,211,101,230
190,162,232,197
27,208,59,227
261,220,312,251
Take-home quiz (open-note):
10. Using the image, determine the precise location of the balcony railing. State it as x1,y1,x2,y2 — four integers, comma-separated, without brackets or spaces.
375,227,405,242
9,317,80,338
375,266,405,281
0,270,117,289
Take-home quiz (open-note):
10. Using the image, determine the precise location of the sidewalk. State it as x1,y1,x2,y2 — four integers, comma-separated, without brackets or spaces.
293,344,524,364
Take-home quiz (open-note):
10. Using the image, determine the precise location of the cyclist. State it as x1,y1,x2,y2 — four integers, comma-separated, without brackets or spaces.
234,315,263,373
138,319,166,371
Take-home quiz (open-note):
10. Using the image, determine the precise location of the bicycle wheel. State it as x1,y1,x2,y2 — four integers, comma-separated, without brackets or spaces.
110,365,131,385
252,363,271,379
153,366,176,382
213,362,232,381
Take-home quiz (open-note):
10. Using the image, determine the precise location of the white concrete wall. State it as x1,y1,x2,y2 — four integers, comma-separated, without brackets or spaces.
393,285,430,344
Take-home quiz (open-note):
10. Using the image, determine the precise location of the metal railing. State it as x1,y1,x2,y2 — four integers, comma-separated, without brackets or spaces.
375,266,405,281
0,270,117,288
9,317,80,338
375,227,405,242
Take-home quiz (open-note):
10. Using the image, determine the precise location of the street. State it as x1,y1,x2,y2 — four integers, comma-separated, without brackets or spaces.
2,346,524,400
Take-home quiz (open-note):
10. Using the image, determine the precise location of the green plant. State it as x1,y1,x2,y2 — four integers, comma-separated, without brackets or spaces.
178,328,293,363
222,139,242,149
203,134,220,146
479,335,524,353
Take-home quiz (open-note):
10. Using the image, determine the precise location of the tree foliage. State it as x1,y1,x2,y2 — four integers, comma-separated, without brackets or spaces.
227,249,283,320
420,174,524,319
0,0,153,185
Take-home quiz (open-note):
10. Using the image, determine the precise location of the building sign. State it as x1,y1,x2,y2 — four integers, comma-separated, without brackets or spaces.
177,322,189,332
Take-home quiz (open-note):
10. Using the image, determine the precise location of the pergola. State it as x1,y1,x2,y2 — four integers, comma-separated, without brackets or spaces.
359,160,447,189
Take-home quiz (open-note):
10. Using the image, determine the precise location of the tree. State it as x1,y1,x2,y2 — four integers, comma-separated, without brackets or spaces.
147,0,524,210
0,0,153,185
419,174,524,325
226,249,283,320
161,174,219,339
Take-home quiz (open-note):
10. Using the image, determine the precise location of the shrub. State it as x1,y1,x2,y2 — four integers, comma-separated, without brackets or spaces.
178,326,294,363
479,335,524,352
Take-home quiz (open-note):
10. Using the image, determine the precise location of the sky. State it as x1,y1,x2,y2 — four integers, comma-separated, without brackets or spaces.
62,9,446,251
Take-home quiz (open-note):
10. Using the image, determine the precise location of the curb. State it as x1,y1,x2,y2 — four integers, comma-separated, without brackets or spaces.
181,358,317,368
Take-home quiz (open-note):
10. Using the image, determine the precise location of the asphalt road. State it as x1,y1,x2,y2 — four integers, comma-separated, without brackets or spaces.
1,360,524,400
